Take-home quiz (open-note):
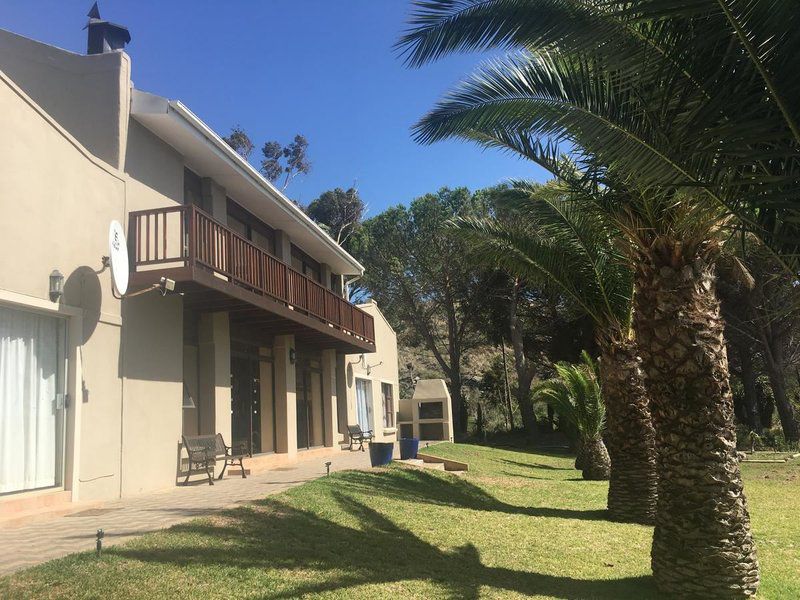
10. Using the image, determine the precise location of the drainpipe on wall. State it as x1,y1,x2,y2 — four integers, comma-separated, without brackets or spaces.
342,274,361,301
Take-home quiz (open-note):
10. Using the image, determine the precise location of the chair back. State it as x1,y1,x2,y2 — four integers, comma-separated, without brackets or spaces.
183,434,217,458
347,424,363,436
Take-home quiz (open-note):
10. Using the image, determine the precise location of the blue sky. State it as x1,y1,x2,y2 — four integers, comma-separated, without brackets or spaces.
0,1,548,213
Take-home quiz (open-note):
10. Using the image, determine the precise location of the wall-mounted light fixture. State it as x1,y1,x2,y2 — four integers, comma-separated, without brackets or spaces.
49,269,64,302
366,360,383,376
289,348,296,364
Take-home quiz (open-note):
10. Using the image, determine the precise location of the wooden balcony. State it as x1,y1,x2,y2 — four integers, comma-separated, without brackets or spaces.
127,205,375,353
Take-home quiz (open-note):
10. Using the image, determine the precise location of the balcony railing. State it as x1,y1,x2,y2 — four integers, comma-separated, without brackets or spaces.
128,204,375,345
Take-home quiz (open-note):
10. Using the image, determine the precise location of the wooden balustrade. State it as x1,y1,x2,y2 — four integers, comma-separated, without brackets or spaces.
128,204,375,344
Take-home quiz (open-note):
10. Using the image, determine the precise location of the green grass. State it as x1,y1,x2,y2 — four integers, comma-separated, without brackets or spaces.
2,443,798,599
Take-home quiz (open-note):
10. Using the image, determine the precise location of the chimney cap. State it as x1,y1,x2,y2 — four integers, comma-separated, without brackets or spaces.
87,2,101,20
85,2,131,54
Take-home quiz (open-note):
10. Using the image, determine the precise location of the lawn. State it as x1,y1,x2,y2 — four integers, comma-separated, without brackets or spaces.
1,443,798,599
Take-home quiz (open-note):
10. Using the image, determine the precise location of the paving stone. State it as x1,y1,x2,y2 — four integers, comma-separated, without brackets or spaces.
0,449,371,576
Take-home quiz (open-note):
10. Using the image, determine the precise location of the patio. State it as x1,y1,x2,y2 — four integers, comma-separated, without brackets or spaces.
0,448,371,576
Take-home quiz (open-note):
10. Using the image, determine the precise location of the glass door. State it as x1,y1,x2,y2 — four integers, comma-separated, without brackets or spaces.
230,354,261,454
296,370,310,449
0,306,66,494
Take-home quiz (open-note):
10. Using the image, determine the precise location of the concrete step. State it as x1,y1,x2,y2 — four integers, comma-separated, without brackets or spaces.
397,458,446,471
416,452,469,473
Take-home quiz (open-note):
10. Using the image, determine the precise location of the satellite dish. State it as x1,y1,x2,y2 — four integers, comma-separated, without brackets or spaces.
108,220,129,295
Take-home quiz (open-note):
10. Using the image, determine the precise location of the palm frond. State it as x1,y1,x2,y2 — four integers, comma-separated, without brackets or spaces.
534,357,605,439
401,0,800,267
453,181,633,332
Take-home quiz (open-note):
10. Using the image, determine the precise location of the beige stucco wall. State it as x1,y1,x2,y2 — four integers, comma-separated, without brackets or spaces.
120,293,183,497
0,68,126,502
343,301,400,442
124,119,184,209
0,29,131,169
0,57,187,501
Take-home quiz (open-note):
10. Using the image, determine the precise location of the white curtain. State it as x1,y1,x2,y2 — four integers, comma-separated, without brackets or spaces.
355,379,372,431
0,306,60,493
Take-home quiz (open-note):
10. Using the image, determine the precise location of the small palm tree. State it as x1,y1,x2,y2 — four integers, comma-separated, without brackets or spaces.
535,352,609,480
456,181,656,523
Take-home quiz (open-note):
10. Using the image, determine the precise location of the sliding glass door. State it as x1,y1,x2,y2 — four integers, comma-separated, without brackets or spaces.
355,378,373,432
0,306,66,494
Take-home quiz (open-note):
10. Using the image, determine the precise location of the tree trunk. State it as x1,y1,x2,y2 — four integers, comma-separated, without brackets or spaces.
762,336,800,442
580,437,610,480
448,373,468,438
500,342,515,431
509,278,537,438
516,377,537,437
737,343,763,434
634,253,759,597
599,338,658,524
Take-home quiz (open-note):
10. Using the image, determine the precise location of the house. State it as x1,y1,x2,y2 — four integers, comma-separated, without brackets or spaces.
0,10,398,510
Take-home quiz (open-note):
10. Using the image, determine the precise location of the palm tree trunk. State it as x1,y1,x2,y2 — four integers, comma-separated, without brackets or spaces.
634,253,759,597
580,437,610,480
599,338,658,524
574,439,586,471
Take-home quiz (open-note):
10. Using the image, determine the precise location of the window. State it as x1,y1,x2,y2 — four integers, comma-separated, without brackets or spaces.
183,168,204,209
226,198,276,254
381,383,395,428
291,245,321,282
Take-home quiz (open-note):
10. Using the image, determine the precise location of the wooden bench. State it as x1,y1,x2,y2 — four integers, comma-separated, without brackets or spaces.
181,434,250,485
346,424,374,452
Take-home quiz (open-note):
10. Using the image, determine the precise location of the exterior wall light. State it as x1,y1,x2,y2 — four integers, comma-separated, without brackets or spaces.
49,269,64,302
289,348,296,364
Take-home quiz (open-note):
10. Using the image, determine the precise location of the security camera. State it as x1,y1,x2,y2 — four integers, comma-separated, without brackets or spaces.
159,277,176,295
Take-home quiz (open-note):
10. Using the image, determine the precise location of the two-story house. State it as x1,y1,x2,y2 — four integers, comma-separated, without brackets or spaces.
0,11,399,513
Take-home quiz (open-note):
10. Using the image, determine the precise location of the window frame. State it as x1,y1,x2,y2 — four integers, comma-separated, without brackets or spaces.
381,382,395,428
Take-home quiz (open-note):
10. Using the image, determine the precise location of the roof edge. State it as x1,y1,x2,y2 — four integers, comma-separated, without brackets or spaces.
130,88,364,275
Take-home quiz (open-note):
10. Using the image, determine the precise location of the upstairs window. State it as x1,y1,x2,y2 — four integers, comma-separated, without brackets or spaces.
291,245,321,282
226,198,276,254
183,168,204,209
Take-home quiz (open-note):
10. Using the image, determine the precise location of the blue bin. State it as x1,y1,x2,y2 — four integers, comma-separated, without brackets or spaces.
369,442,394,467
399,438,419,460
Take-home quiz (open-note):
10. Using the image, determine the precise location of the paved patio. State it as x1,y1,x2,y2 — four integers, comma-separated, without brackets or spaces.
0,448,372,576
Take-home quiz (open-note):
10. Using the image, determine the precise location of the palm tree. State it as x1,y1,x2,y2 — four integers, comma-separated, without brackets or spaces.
397,2,771,595
457,181,657,523
535,352,609,480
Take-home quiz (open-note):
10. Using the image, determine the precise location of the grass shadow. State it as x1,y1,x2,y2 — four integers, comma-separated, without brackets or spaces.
500,458,575,471
112,486,659,599
330,467,611,522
